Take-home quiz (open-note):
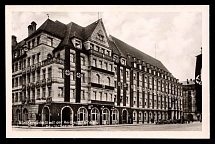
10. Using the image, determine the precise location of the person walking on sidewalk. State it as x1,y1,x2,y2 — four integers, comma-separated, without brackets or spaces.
27,119,31,128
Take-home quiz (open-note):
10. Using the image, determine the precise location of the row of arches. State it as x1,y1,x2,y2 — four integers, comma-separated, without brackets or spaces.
14,108,29,122
41,106,120,126
95,74,111,86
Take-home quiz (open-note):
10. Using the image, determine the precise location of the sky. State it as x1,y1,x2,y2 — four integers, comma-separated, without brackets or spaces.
9,5,205,82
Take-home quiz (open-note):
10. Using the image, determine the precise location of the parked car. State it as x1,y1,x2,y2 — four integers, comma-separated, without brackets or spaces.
156,119,164,124
166,119,173,124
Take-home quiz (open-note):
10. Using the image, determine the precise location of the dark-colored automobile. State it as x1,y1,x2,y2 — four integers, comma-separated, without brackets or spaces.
156,119,164,124
166,119,173,124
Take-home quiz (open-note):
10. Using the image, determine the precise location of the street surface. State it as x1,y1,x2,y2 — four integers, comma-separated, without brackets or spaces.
12,121,202,131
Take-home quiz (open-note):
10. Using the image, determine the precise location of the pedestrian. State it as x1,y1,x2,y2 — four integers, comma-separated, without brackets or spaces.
27,119,31,128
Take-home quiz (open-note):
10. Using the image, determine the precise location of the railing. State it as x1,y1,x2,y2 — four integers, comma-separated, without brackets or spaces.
91,100,114,106
41,57,64,67
90,83,114,90
91,66,115,75
89,49,113,61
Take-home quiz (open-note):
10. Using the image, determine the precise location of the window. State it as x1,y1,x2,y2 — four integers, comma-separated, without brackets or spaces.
58,68,64,78
37,89,40,98
12,78,14,88
112,109,118,120
75,40,81,48
58,87,63,97
47,37,53,46
91,108,99,121
99,92,102,101
109,64,112,71
37,36,40,45
37,53,40,63
104,62,108,70
19,92,22,102
133,63,136,68
78,107,87,121
126,96,128,104
19,76,22,85
96,74,100,84
107,77,111,86
27,57,30,66
110,93,112,101
133,73,136,80
19,61,22,70
81,90,85,100
93,59,96,67
48,87,52,97
23,59,26,68
94,46,99,51
70,71,74,80
105,93,107,101
114,81,117,88
81,73,85,83
37,71,40,81
139,98,142,105
81,57,85,66
114,95,116,102
102,109,109,121
32,89,35,99
98,60,102,68
70,53,75,63
133,97,136,105
93,91,96,100
100,48,104,53
23,75,26,85
139,65,142,70
27,74,30,83
106,50,110,56
48,67,52,78
32,39,35,48
90,43,94,49
120,96,122,103
42,69,46,79
32,72,35,82
12,64,14,72
28,41,30,49
42,87,46,98
133,84,136,91
126,71,128,78
70,89,75,98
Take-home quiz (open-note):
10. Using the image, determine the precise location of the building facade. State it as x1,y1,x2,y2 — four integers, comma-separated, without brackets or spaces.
12,18,183,126
181,79,201,121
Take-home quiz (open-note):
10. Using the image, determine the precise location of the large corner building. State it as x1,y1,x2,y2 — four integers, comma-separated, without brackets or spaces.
12,18,183,126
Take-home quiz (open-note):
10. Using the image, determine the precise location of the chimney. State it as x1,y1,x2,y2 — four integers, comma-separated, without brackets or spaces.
187,79,189,84
28,21,37,36
31,21,37,32
12,35,17,48
28,25,33,36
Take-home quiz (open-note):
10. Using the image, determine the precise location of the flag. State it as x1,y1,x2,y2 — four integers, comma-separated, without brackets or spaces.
195,53,202,113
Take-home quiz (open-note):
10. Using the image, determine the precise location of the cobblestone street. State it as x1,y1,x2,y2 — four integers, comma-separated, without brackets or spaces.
12,121,202,131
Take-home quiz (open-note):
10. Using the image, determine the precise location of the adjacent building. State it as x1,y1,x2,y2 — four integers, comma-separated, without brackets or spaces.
12,18,183,126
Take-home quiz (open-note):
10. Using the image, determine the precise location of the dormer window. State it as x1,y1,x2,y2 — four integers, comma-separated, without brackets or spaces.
90,43,94,49
120,58,126,65
106,50,110,56
74,40,81,49
133,62,136,68
127,53,131,59
139,64,142,70
113,55,118,62
149,69,151,73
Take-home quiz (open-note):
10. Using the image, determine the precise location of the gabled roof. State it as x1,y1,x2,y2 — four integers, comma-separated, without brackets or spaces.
110,35,170,72
57,23,74,48
25,19,67,40
82,19,100,41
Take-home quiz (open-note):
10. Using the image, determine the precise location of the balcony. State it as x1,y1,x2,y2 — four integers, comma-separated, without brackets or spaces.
90,83,114,90
91,66,114,75
31,64,36,72
91,100,114,106
35,81,41,88
105,85,115,90
26,66,31,74
27,99,35,105
41,79,46,87
41,57,64,67
47,77,52,87
89,49,113,61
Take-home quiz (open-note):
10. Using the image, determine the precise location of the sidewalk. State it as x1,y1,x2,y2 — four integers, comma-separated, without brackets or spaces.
12,123,156,129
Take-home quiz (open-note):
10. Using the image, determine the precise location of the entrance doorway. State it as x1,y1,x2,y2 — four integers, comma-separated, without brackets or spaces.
122,109,128,124
42,106,50,126
61,106,73,125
